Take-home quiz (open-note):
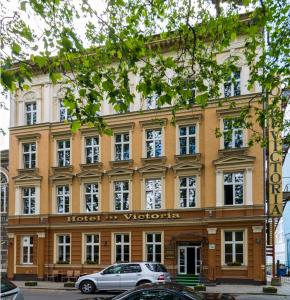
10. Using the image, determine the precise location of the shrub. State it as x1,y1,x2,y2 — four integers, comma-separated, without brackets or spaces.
64,281,75,288
194,284,206,291
24,281,37,286
263,286,277,294
56,260,69,264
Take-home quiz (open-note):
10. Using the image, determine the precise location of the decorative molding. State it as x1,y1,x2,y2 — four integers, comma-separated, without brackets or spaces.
174,153,201,163
17,168,39,176
252,226,263,233
216,107,243,117
7,233,15,239
50,172,74,182
175,114,202,124
16,133,41,141
138,164,168,178
141,156,167,166
51,166,73,174
108,122,135,131
110,159,134,168
207,228,217,235
13,173,42,184
80,163,102,171
213,154,255,168
172,161,203,174
139,118,167,128
51,131,72,138
218,147,249,157
37,232,46,238
76,170,103,180
106,168,134,181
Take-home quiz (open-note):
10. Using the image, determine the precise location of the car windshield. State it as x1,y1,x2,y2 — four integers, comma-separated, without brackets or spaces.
145,263,167,272
1,278,17,293
181,290,205,300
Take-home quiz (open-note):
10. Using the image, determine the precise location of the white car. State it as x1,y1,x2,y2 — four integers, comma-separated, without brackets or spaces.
0,278,24,300
75,262,171,294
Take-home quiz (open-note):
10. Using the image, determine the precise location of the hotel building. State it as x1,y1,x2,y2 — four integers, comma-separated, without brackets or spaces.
7,37,266,283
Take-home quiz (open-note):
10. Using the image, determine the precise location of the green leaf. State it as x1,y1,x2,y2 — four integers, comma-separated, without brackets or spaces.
50,73,62,84
12,42,21,55
71,120,81,133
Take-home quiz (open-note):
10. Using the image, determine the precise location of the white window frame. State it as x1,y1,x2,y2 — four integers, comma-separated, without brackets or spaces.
145,129,162,158
145,178,162,210
23,142,36,169
84,233,100,264
57,139,71,167
56,185,70,214
21,236,33,264
56,234,71,263
25,102,37,125
85,136,100,164
0,172,8,213
22,187,36,215
178,125,197,155
179,176,197,208
223,172,244,206
145,92,158,110
223,119,244,149
59,100,70,122
144,232,163,263
84,183,99,212
224,70,241,98
221,229,247,267
113,180,130,211
114,132,130,161
113,233,131,263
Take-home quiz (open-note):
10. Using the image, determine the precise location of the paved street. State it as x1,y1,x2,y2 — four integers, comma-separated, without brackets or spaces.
22,289,290,300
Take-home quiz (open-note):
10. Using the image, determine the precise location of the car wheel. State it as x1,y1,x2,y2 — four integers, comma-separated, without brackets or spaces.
137,280,151,286
80,280,96,294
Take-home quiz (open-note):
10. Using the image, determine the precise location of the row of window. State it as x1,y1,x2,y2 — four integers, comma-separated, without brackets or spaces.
20,121,243,169
23,71,241,126
18,172,243,215
20,230,245,266
1,172,8,213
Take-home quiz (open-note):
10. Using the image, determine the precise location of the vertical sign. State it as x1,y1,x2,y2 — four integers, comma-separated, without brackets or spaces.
268,119,283,217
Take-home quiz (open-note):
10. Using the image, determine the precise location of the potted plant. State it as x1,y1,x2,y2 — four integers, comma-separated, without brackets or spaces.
263,286,278,294
194,284,206,291
56,260,69,264
85,260,98,264
227,261,242,266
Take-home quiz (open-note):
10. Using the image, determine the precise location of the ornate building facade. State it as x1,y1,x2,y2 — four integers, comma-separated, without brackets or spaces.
1,149,9,274
7,36,266,283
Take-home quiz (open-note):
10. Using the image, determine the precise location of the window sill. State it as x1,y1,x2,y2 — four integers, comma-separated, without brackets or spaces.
51,165,73,174
174,153,201,162
110,159,134,168
219,147,249,157
80,162,103,171
221,265,247,270
141,156,167,165
17,168,39,175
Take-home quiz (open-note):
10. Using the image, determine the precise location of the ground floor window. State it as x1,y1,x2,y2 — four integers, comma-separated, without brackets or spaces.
145,233,162,263
115,233,130,263
57,235,70,263
85,234,100,264
224,230,244,265
22,236,33,264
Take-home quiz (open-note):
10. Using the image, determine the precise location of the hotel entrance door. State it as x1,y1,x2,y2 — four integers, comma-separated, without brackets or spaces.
178,246,201,275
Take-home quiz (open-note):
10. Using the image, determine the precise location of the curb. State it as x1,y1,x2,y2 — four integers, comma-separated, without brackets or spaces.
20,286,77,291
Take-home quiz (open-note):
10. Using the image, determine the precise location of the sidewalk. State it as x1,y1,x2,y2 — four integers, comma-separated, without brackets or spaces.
13,280,290,296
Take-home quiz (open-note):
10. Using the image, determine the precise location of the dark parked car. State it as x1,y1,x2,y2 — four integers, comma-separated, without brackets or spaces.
112,283,236,300
0,277,24,300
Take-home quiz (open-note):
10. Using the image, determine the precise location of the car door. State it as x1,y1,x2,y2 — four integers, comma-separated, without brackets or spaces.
97,265,122,290
120,264,142,289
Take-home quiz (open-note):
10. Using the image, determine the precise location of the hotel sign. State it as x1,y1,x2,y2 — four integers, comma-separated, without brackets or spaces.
268,124,283,217
67,212,180,223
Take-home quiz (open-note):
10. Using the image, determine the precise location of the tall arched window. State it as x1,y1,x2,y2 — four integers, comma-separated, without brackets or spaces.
1,172,8,213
